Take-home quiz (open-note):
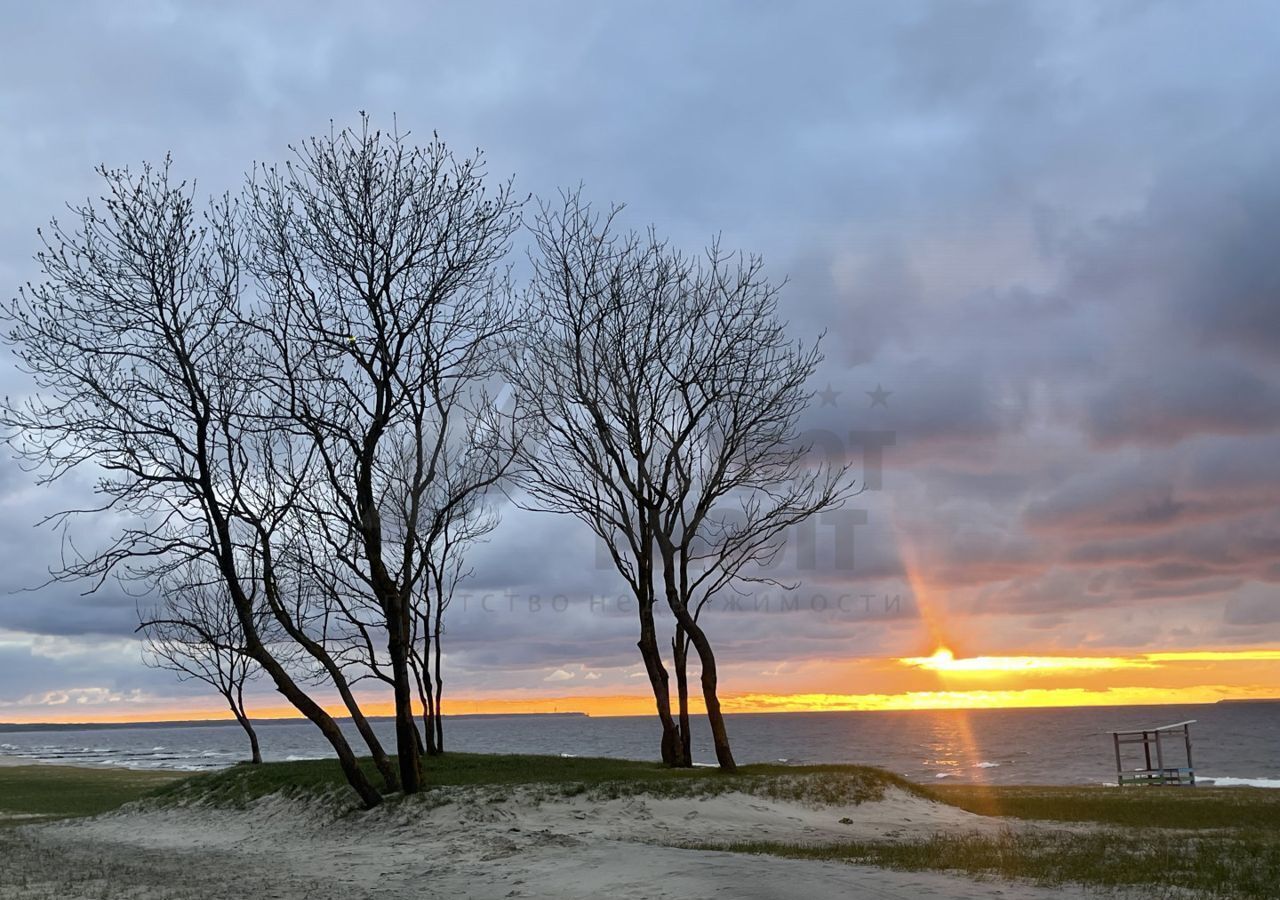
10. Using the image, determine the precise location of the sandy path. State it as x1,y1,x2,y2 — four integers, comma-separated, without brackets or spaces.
1,788,1108,900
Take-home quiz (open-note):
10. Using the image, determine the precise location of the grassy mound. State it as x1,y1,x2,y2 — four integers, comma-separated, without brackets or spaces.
154,752,925,809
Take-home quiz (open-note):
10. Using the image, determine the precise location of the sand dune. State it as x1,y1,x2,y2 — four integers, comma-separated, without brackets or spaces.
0,785,1113,900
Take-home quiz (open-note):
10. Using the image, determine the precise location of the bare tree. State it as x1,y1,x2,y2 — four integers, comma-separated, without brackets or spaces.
140,580,266,764
410,493,498,755
0,161,384,808
245,118,521,793
510,194,853,769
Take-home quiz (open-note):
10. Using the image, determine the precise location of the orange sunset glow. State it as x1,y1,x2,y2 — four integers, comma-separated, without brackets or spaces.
6,645,1277,725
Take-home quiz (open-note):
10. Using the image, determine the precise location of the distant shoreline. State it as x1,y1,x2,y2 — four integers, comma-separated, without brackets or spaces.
0,711,591,733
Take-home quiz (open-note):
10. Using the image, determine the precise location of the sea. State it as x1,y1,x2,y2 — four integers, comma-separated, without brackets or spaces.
3,703,1278,787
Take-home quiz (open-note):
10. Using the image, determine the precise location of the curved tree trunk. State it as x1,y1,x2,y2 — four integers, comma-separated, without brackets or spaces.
654,531,736,771
229,685,263,764
633,529,682,766
247,638,383,806
257,551,399,790
246,722,263,765
234,709,263,765
669,609,735,770
273,622,400,791
211,496,383,808
638,602,682,766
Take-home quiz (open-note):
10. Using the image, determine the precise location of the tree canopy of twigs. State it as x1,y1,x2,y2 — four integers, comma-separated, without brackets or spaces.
1,117,521,805
507,193,855,769
2,118,846,801
139,578,269,764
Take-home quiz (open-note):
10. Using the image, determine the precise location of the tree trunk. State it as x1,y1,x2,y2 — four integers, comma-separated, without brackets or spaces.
323,656,399,790
637,601,682,766
262,586,399,790
432,619,445,754
230,686,263,764
654,530,736,771
387,595,424,793
415,647,439,756
236,711,263,764
250,642,383,806
633,527,682,767
390,645,423,791
255,528,400,791
673,611,735,770
424,705,438,756
672,628,692,767
214,521,383,807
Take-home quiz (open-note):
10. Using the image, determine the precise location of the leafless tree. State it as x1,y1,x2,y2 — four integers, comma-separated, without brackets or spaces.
139,580,267,764
510,193,853,770
244,118,521,793
410,493,498,755
0,161,385,807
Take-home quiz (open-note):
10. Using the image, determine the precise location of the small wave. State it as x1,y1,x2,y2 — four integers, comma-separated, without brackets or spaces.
284,754,327,762
974,761,1001,769
934,773,953,779
1200,776,1280,789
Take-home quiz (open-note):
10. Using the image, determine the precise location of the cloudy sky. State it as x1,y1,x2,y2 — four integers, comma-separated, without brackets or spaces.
2,0,1278,722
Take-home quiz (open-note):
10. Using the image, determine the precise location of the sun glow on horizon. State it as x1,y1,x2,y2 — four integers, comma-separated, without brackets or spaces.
899,647,1280,674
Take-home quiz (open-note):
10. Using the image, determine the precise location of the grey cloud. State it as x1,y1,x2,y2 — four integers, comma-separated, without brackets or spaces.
3,0,1280,709
1223,584,1280,626
1084,361,1280,447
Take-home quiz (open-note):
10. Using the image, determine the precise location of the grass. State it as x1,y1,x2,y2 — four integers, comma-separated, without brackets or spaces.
7,755,1280,897
0,765,182,823
153,752,924,809
692,785,1280,899
928,783,1280,830
693,829,1280,899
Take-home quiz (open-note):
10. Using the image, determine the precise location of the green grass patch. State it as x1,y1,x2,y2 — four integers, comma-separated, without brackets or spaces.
0,765,182,823
928,784,1280,831
155,752,924,809
696,785,1280,898
694,829,1280,899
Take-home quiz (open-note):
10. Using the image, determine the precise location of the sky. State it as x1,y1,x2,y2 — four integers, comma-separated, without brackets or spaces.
1,0,1278,723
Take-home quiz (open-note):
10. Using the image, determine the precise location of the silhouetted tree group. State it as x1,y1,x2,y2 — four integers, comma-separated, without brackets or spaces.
1,117,852,806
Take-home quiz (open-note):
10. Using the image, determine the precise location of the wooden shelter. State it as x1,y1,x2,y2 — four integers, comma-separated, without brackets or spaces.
1109,720,1196,786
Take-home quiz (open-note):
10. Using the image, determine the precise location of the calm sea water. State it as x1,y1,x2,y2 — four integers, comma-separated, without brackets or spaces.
3,704,1278,787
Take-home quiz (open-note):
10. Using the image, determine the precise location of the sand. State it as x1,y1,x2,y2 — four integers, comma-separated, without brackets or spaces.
0,783,1115,900
0,754,40,766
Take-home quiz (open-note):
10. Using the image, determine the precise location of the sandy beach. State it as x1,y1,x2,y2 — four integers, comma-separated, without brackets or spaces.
0,780,1109,900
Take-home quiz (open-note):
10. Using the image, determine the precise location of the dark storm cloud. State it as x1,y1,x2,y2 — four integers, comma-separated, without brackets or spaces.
2,0,1280,712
